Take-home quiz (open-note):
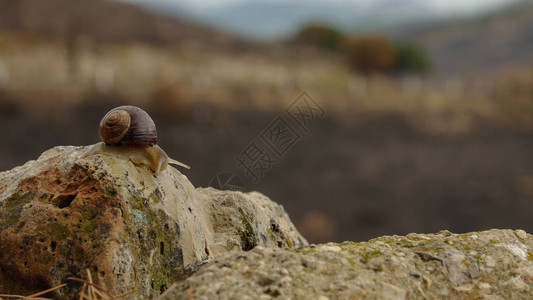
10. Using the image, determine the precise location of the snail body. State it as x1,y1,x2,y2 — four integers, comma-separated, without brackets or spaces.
83,105,189,174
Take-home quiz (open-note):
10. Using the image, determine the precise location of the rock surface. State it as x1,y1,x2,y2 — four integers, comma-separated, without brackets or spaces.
160,229,533,300
0,145,306,299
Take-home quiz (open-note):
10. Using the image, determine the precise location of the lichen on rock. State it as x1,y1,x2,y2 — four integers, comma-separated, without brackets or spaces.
159,229,533,300
0,145,306,299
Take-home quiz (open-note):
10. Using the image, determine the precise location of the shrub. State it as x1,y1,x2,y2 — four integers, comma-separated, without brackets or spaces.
291,25,431,74
290,25,343,51
394,41,431,73
341,36,397,74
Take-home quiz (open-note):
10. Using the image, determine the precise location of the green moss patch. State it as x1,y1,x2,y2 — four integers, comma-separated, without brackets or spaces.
123,194,185,293
0,190,35,230
238,208,258,251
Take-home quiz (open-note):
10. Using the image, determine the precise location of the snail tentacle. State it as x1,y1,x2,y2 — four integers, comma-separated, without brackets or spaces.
168,158,191,170
153,145,190,169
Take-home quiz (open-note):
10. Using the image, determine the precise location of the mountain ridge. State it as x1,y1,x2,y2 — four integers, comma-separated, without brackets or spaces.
395,1,533,74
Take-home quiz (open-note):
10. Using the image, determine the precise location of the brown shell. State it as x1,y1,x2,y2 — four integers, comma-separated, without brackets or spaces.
99,106,157,146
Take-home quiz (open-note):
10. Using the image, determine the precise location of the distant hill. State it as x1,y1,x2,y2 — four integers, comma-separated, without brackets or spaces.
395,1,533,75
123,0,525,42
125,0,445,41
117,0,531,75
1,0,530,75
0,0,242,49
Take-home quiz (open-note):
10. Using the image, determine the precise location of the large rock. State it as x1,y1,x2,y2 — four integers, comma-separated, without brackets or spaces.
0,145,306,299
160,229,533,300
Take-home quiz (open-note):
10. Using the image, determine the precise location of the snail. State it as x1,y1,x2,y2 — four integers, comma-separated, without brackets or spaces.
82,105,190,174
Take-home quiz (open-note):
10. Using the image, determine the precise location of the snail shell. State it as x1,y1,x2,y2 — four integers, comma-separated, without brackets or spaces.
99,105,157,146
83,105,190,174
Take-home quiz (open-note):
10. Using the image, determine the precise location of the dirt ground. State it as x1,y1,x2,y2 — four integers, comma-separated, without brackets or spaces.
1,94,532,243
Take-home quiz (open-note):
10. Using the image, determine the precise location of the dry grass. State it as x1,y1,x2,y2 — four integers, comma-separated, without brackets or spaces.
0,270,136,300
0,284,66,300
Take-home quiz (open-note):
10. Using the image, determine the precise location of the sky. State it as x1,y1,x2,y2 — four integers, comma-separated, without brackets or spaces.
171,0,520,11
118,0,524,40
429,0,521,14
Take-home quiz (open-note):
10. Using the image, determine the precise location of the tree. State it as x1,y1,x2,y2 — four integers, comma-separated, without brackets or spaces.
291,25,343,51
342,36,396,74
394,41,431,73
290,26,432,75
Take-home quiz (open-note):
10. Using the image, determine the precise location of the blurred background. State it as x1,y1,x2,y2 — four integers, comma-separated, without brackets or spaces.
0,0,532,243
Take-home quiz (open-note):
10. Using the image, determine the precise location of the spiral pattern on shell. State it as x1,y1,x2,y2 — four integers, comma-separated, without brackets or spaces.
99,106,157,146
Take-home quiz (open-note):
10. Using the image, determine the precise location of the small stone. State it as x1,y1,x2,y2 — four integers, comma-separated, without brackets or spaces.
423,276,432,289
407,233,431,240
485,256,497,268
381,282,407,300
454,284,473,293
505,245,527,260
263,248,275,255
317,244,342,252
279,276,292,287
505,277,529,292
478,282,491,290
515,230,528,240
